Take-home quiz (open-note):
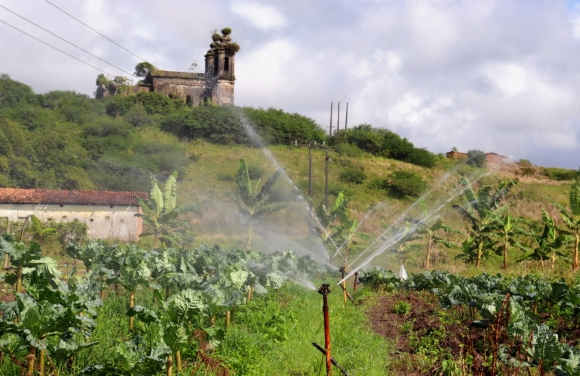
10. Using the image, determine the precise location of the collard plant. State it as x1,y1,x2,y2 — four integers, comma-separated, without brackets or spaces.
230,158,287,250
136,171,196,249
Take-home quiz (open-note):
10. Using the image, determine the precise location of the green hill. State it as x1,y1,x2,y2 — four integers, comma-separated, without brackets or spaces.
1,73,578,278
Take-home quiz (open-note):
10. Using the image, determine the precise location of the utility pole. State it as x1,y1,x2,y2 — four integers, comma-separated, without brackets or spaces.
325,148,330,208
308,141,316,197
337,102,340,134
345,103,348,131
329,102,333,136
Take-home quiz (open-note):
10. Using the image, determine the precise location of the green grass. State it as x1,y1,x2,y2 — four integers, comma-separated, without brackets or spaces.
217,284,390,375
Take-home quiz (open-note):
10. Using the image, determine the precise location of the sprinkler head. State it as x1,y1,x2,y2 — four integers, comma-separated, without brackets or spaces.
338,266,346,273
317,284,331,296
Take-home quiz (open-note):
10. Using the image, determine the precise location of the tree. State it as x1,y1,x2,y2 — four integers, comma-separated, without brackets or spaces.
134,62,156,78
230,158,287,250
136,171,196,248
466,149,486,168
453,178,516,267
550,177,580,271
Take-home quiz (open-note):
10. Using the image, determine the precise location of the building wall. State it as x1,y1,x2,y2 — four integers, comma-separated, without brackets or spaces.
214,80,235,105
151,77,208,106
0,204,142,242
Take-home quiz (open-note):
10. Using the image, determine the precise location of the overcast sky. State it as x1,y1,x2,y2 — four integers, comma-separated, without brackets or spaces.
1,0,580,169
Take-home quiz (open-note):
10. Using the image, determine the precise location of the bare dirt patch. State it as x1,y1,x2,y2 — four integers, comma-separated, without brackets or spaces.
365,291,467,375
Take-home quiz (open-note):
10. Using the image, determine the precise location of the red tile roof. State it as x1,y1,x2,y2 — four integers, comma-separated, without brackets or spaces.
0,188,147,206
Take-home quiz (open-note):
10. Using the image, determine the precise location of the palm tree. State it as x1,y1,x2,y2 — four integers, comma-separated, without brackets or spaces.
231,158,287,250
453,178,516,268
136,171,196,249
550,177,580,270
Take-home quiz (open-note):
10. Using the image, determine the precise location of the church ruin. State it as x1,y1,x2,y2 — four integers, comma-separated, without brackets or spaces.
97,28,239,106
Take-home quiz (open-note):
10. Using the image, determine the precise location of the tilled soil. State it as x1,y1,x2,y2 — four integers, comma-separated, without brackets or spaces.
365,291,467,375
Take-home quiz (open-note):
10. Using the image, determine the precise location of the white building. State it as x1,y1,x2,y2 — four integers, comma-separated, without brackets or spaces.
0,188,147,242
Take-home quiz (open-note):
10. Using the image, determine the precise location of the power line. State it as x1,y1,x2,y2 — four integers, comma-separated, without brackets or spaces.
44,0,151,64
0,18,116,77
0,4,135,77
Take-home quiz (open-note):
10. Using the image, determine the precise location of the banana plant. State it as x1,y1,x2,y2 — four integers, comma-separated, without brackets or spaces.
136,171,197,249
453,178,516,267
519,210,565,270
490,212,528,270
314,191,349,246
230,158,287,250
550,177,580,270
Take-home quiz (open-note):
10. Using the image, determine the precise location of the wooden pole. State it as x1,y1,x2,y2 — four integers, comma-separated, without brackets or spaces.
308,143,313,197
325,148,329,208
345,103,349,131
329,102,333,136
337,102,340,134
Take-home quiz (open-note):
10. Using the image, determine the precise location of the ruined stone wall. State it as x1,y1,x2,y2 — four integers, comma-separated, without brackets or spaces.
214,79,235,105
151,77,207,106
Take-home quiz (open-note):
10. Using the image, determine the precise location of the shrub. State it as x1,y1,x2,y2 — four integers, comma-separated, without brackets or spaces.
136,92,174,115
406,148,436,168
339,167,367,184
246,164,264,180
384,170,427,199
466,149,486,168
542,167,578,181
367,177,386,191
106,95,137,117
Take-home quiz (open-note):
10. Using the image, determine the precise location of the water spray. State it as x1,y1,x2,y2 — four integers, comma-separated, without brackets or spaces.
317,284,332,376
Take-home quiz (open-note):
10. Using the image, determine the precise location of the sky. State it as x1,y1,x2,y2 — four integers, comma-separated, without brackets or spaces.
1,0,580,169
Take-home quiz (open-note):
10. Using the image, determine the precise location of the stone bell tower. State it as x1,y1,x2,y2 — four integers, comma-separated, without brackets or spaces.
204,27,239,105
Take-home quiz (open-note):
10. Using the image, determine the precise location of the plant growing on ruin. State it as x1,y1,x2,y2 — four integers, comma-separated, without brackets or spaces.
231,158,287,250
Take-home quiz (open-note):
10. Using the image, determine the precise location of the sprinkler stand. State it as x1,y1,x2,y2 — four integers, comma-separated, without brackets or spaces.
338,267,347,306
353,271,359,295
317,284,332,376
312,342,351,376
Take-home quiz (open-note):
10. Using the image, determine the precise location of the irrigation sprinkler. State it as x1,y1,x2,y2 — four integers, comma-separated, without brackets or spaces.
311,342,350,376
338,267,347,306
338,267,356,306
353,271,359,295
317,284,332,376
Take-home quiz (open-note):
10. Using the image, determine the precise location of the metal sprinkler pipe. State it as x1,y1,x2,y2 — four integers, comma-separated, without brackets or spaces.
353,271,359,295
317,284,332,376
312,342,350,376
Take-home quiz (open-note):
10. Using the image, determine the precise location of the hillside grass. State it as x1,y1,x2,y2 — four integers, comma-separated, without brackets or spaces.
133,131,574,278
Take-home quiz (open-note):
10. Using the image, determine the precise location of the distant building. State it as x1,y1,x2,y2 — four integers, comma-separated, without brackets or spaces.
0,188,147,242
96,29,238,106
445,150,509,164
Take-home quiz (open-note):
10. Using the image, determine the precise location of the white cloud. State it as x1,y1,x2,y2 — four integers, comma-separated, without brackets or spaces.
231,2,287,30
